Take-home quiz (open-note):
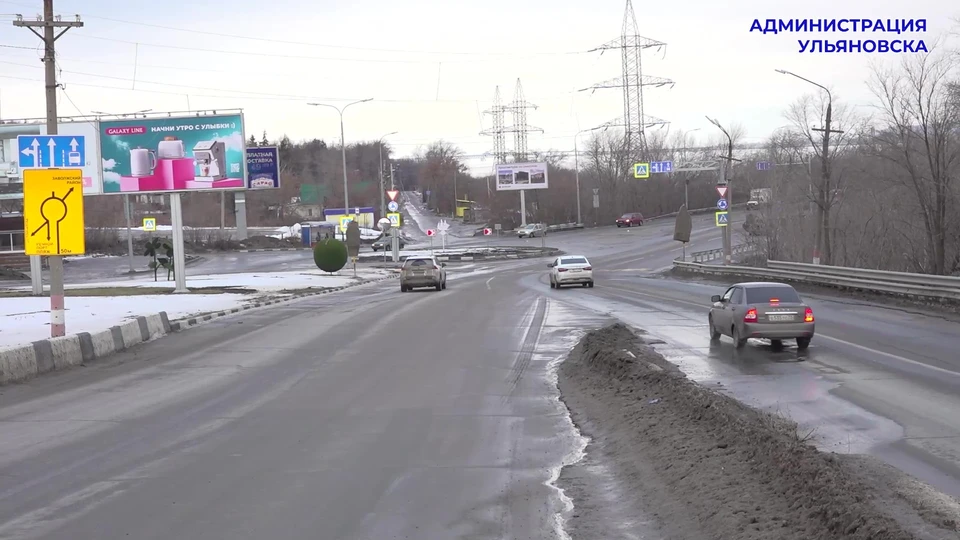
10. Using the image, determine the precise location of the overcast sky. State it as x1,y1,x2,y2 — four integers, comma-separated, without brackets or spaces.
1,0,956,175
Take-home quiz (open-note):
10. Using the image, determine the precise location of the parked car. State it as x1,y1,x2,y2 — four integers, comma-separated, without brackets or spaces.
400,256,447,292
547,255,594,289
371,236,406,251
616,212,644,227
707,282,814,351
518,223,547,238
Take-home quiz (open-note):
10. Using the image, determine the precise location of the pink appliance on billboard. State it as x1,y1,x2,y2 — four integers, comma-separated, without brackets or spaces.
117,136,240,191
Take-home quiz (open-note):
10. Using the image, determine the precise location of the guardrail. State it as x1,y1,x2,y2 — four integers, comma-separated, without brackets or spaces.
672,258,960,302
690,244,753,263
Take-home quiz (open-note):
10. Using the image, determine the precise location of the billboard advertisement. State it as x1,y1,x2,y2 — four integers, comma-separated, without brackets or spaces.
99,113,246,194
495,162,548,191
246,146,280,189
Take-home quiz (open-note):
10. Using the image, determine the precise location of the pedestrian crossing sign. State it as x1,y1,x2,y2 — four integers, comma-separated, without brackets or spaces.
715,211,729,227
633,162,650,179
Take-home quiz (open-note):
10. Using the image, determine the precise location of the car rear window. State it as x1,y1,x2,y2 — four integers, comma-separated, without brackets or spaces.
561,257,588,265
745,286,801,303
403,258,432,268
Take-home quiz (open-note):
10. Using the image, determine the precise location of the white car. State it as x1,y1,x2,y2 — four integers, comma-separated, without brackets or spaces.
547,255,594,289
518,223,547,238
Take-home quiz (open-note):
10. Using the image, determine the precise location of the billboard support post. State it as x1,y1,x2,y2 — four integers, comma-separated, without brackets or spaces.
520,190,527,227
30,256,42,295
170,193,188,293
235,192,247,240
124,194,135,273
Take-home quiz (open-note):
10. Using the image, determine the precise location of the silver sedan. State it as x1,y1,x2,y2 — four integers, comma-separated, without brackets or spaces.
708,281,815,351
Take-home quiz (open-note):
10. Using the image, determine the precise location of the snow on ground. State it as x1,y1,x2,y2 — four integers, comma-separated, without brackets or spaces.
357,247,512,260
402,192,432,236
0,294,251,350
6,269,391,293
0,269,392,350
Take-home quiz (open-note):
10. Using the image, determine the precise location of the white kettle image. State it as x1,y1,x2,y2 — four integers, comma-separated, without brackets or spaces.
130,147,157,177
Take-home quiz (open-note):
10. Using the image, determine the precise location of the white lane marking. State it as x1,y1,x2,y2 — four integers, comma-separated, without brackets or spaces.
486,276,495,290
597,284,960,378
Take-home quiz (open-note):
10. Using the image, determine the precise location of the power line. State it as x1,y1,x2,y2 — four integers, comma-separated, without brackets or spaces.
0,0,587,58
0,59,581,104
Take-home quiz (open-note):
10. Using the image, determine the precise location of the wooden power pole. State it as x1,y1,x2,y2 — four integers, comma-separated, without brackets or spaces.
14,1,83,337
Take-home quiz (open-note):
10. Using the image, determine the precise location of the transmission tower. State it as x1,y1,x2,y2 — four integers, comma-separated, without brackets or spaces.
480,86,508,164
503,79,542,162
580,0,673,158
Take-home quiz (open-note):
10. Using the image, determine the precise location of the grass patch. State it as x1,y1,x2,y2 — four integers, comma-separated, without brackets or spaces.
0,286,260,298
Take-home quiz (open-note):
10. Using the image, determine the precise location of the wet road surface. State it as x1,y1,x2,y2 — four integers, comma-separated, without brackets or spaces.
5,209,957,537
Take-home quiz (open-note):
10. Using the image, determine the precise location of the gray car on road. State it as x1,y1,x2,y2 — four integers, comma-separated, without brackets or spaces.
399,256,447,292
708,282,815,351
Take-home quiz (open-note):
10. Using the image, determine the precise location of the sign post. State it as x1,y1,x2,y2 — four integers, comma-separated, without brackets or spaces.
483,227,492,247
426,229,435,254
437,219,450,250
23,168,86,335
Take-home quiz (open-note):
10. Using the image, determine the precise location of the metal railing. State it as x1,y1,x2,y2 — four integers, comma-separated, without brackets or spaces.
673,258,960,301
0,230,25,253
690,244,753,263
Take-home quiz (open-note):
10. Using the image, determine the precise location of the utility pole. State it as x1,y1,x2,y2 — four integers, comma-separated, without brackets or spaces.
774,69,842,265
812,117,843,266
706,116,740,265
377,131,397,219
14,2,83,338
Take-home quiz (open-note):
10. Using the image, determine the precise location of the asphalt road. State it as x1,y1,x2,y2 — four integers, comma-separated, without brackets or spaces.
9,210,958,538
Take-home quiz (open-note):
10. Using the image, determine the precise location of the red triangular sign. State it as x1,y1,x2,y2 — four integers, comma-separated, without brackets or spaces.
386,190,399,202
716,186,728,198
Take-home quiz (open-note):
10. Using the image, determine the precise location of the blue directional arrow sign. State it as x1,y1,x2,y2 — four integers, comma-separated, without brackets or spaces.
650,161,674,174
717,198,728,210
18,135,86,169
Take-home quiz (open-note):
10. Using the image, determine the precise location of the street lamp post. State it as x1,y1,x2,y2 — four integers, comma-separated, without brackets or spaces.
774,69,842,265
573,126,605,225
308,98,373,217
674,127,701,211
377,131,398,219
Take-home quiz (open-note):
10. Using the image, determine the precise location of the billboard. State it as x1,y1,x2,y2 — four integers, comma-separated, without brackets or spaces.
495,162,548,191
246,146,280,189
99,113,246,194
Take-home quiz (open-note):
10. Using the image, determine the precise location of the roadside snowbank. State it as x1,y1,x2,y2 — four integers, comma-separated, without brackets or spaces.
557,323,960,540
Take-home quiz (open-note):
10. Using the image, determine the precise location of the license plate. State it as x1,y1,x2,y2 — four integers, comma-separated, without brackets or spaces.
768,314,794,322
570,269,581,272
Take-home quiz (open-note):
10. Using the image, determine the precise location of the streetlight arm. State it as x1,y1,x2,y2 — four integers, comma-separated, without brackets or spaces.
775,69,831,103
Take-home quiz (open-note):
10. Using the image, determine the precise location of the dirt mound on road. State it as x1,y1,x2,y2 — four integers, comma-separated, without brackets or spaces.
557,323,960,540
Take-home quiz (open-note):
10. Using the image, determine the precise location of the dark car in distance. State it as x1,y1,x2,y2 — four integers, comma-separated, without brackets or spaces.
616,212,644,227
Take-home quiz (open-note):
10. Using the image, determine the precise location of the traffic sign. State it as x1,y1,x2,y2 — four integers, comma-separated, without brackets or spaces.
483,228,492,236
716,186,728,198
386,190,399,202
717,198,728,210
387,200,399,212
387,212,401,226
142,217,157,231
436,219,450,236
339,215,355,230
649,161,674,174
377,217,392,231
18,135,86,169
633,162,650,179
23,169,86,256
757,161,774,171
715,211,729,227
426,229,435,237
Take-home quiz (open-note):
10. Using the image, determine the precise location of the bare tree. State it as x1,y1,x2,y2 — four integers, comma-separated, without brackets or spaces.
868,46,960,274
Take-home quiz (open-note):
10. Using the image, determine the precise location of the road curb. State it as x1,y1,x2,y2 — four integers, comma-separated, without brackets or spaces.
0,273,397,386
